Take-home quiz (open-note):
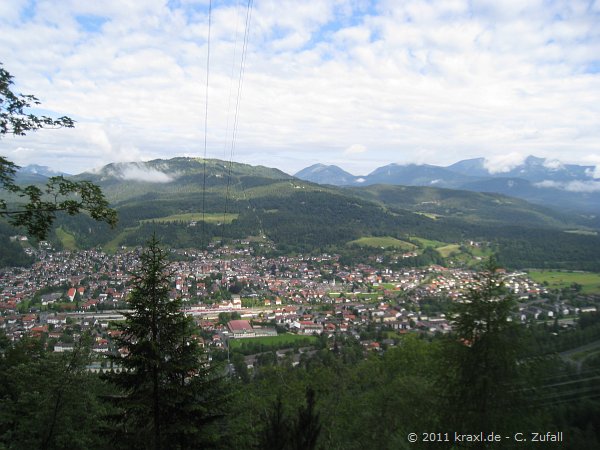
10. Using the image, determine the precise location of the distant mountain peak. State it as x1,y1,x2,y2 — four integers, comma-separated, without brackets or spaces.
294,164,356,185
17,164,70,177
295,155,600,213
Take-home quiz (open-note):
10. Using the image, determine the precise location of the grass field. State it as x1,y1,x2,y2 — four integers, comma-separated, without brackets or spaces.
528,270,600,294
564,229,598,236
141,212,238,224
411,237,448,249
470,246,494,258
228,333,317,349
436,244,461,258
347,236,417,250
55,227,77,250
103,226,139,253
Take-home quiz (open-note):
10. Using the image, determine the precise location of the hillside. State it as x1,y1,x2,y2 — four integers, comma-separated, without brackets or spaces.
4,156,600,270
74,157,294,203
348,184,581,229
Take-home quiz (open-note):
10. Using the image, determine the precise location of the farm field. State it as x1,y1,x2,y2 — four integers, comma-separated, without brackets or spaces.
436,244,461,258
141,212,238,224
410,237,448,249
55,227,77,250
527,270,600,294
347,236,416,250
228,333,318,350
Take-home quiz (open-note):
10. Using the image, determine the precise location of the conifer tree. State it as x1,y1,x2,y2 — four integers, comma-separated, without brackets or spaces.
440,258,525,438
105,236,225,450
259,387,322,450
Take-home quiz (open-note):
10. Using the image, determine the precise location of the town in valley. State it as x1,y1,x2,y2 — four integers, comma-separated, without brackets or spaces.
2,237,598,372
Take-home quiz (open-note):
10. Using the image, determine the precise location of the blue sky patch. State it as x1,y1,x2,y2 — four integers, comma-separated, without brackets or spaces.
76,15,108,33
585,61,600,74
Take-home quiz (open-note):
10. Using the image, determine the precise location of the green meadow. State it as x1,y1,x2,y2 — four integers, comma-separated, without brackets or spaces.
527,270,600,294
55,227,77,250
141,212,238,224
228,333,318,350
347,236,417,250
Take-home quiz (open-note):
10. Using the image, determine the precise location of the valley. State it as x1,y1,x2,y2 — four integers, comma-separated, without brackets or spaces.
3,157,600,449
25,157,596,274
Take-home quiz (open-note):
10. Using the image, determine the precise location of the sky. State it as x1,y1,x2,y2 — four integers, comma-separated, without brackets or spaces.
1,0,600,176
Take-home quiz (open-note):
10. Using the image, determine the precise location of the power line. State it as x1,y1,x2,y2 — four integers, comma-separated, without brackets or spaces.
222,0,244,163
222,0,254,243
201,0,213,250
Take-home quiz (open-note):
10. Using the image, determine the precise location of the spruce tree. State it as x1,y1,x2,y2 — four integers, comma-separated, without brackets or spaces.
440,258,525,439
105,236,225,450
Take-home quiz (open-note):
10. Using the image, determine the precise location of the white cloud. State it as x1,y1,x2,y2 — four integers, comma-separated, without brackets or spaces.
542,158,564,170
483,153,527,174
0,0,599,175
344,144,367,155
101,162,176,183
581,155,600,178
535,180,600,192
119,165,175,183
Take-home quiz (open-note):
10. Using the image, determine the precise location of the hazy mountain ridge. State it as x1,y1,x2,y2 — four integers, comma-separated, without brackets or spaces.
294,164,357,185
294,156,600,213
14,164,71,184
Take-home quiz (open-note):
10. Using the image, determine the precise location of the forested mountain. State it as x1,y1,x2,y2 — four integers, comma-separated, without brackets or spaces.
3,156,600,270
294,164,357,186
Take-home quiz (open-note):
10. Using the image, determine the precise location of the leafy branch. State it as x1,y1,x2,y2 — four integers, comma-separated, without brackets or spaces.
0,64,74,135
0,63,117,240
0,166,117,240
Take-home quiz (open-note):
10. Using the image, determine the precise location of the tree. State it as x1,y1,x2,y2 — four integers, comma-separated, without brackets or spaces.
0,63,117,240
291,387,321,450
257,387,321,450
104,236,226,450
0,65,74,136
0,334,112,449
440,258,525,437
260,395,289,450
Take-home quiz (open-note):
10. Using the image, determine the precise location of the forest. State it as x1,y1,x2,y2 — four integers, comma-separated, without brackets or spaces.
43,187,600,271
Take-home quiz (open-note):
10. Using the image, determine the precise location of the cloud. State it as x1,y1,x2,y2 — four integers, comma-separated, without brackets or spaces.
581,155,600,178
542,158,564,170
107,163,176,183
535,180,600,193
589,166,600,179
483,152,527,174
120,166,174,183
344,144,367,155
0,0,599,176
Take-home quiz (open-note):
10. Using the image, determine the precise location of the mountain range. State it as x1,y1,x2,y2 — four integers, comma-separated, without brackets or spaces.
295,156,600,214
5,156,600,271
15,164,71,184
